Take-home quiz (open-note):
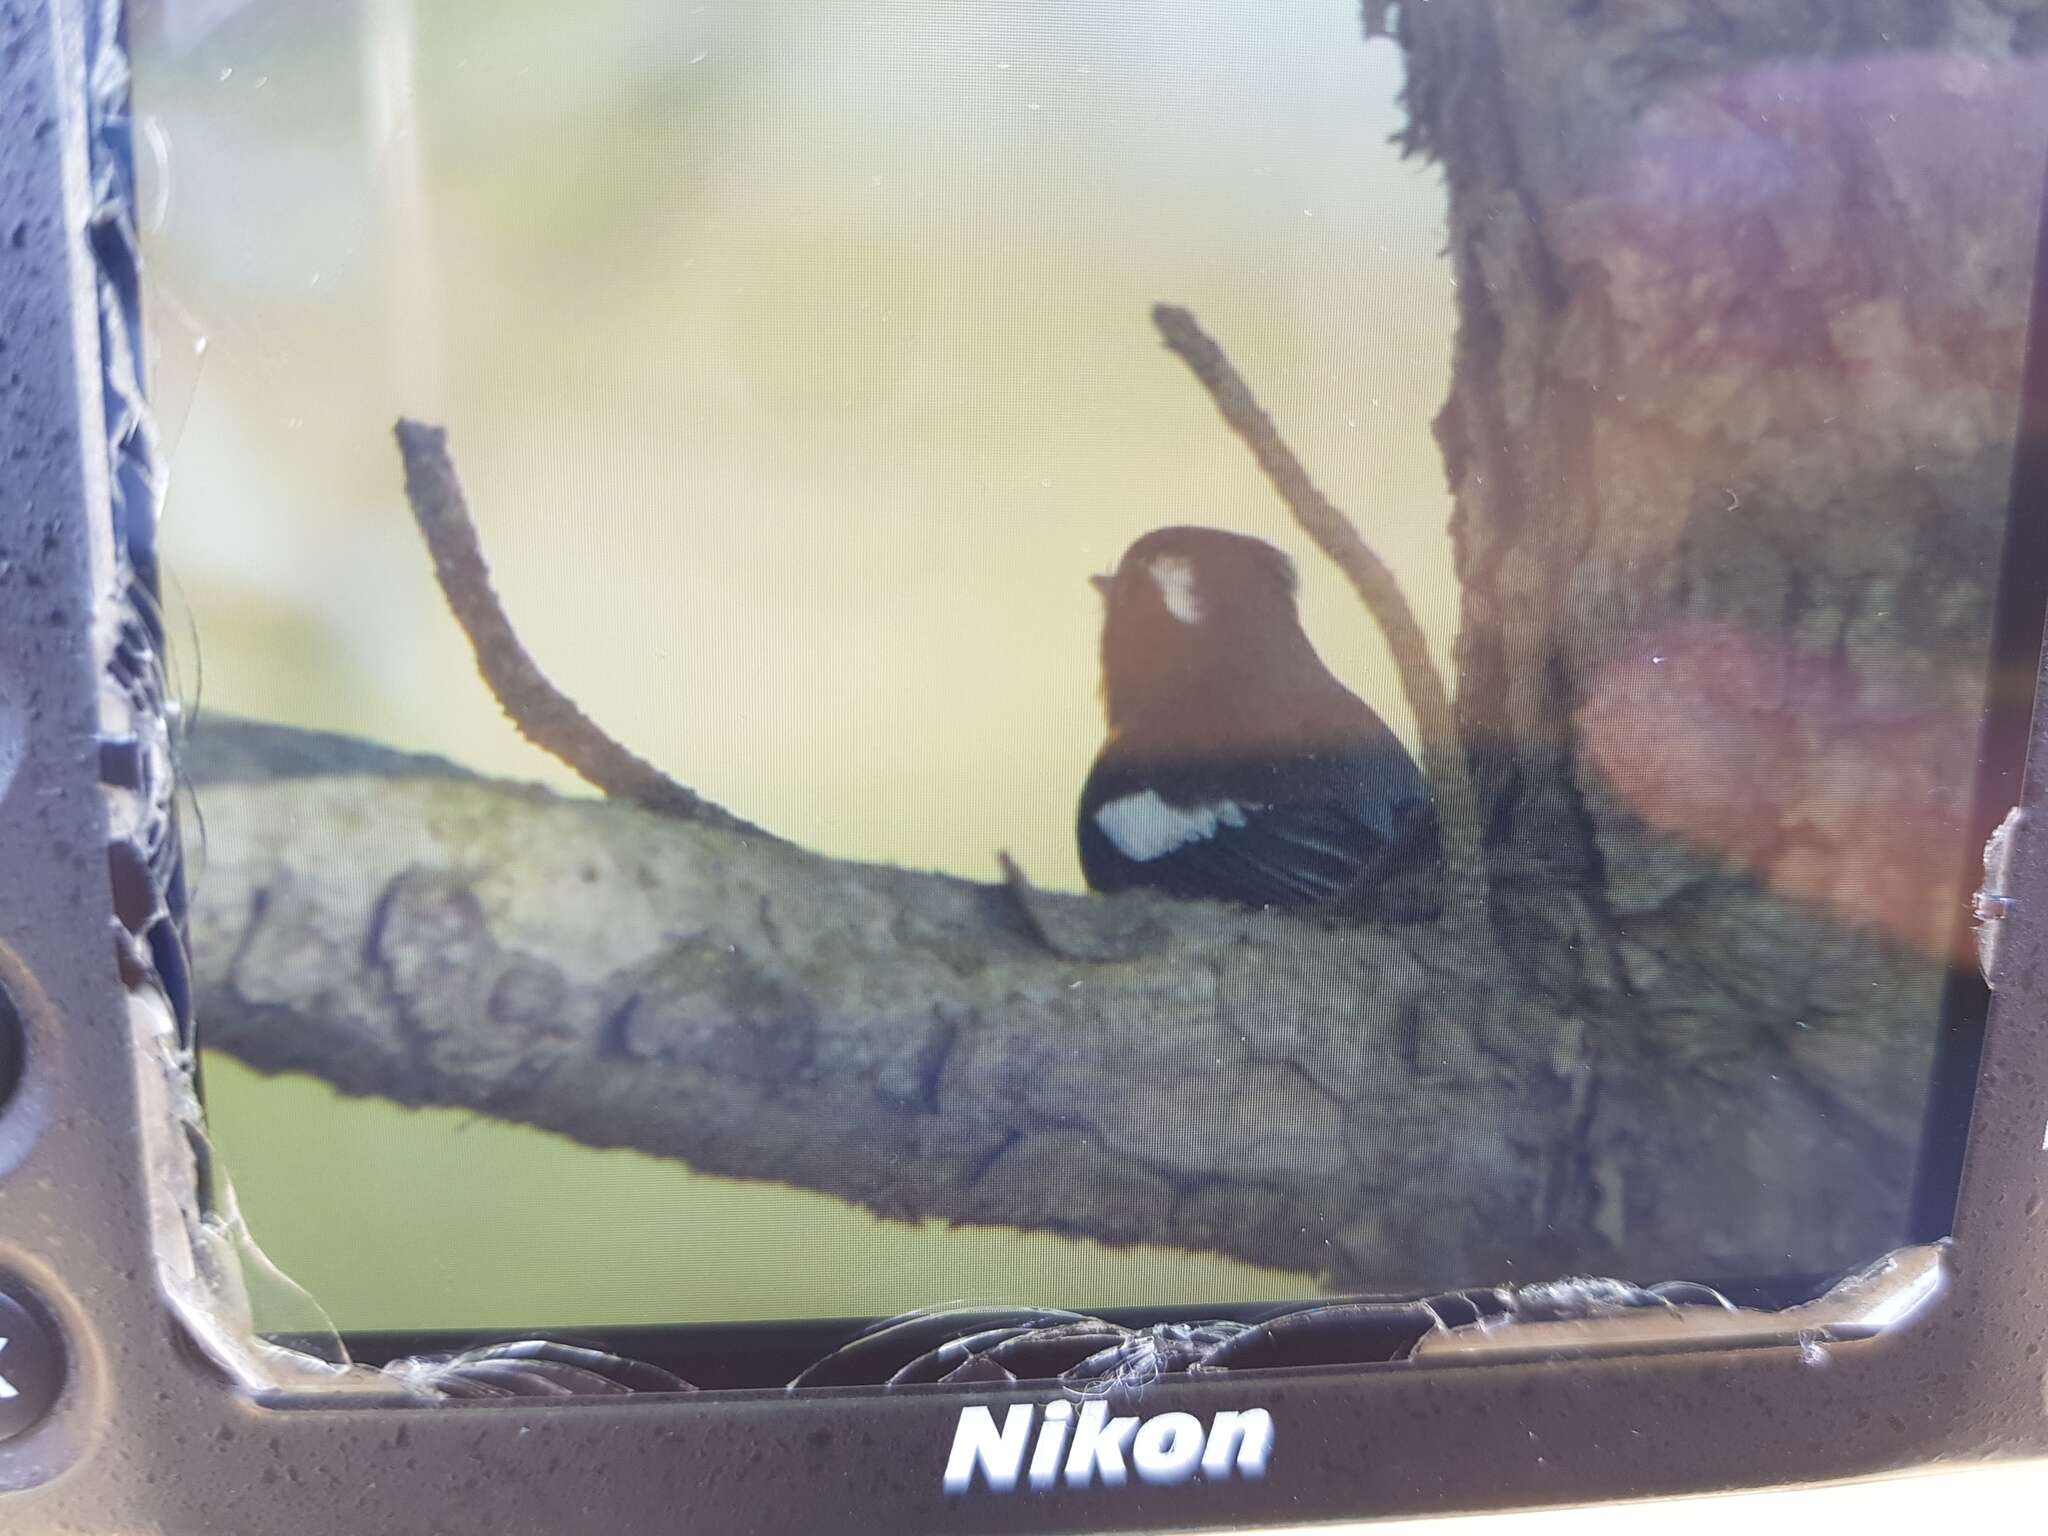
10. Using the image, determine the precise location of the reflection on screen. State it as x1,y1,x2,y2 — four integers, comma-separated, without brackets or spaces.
132,0,2031,1339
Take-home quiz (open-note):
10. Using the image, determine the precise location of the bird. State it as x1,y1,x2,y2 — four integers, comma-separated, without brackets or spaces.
1076,526,1434,909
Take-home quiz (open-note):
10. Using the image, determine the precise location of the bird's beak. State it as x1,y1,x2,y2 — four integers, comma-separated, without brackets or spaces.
1090,573,1114,599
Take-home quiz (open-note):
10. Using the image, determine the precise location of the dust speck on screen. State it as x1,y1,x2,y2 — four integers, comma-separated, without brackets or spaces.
119,0,2040,1390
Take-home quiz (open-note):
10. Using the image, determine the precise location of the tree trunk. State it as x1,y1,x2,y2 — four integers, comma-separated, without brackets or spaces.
1385,0,2048,1278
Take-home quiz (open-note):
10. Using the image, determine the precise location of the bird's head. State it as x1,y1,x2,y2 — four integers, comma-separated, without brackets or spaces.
1092,526,1309,728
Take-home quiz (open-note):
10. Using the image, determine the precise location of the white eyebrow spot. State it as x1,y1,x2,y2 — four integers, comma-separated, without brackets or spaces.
1147,556,1204,624
1094,790,1250,863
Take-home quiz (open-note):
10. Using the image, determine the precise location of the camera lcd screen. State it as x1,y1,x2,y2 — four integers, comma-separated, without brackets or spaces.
127,0,2039,1372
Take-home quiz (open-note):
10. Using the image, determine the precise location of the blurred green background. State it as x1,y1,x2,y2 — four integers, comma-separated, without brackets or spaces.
132,0,1460,1332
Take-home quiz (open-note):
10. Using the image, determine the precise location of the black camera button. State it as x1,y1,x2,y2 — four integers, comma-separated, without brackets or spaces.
0,1286,63,1443
0,980,20,1119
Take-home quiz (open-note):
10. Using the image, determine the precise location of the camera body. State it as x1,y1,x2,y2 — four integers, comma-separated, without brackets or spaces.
7,0,2048,1531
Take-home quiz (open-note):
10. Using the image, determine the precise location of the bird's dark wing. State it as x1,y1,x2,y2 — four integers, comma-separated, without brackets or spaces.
1078,741,1430,909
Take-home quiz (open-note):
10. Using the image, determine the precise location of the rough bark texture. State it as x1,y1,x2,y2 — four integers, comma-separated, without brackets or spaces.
185,2,2048,1294
188,744,1577,1292
1388,0,2048,1277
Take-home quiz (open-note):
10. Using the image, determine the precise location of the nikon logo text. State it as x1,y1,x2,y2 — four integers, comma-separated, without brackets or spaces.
942,1401,1273,1494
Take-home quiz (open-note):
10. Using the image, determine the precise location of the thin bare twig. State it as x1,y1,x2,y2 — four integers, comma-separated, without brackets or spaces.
1149,305,1489,929
393,419,767,837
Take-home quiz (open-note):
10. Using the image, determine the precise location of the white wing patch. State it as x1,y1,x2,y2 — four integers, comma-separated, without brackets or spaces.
1095,789,1253,863
1147,556,1204,624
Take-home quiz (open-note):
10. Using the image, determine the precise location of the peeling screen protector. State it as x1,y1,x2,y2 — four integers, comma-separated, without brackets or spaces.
127,0,2039,1383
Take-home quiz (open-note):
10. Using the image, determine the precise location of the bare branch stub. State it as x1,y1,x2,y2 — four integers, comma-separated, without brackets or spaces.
1148,305,1490,930
392,418,767,837
998,850,1169,963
